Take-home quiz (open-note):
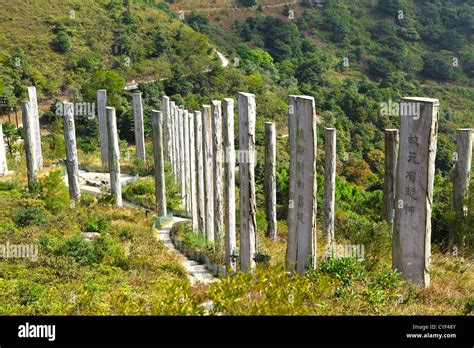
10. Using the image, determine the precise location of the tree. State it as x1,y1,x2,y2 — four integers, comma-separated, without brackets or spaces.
322,9,357,44
2,122,20,156
52,31,71,53
262,17,301,61
153,31,171,57
369,57,394,78
238,0,256,7
186,12,210,33
421,52,456,81
377,0,408,16
164,66,192,96
295,56,327,85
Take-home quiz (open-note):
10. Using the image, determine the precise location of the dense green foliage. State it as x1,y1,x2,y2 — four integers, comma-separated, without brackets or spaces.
0,0,472,316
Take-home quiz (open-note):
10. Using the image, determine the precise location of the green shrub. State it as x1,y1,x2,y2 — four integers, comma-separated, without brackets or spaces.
0,181,17,191
56,234,96,265
318,257,366,287
97,189,115,205
12,206,47,227
128,181,154,195
80,193,96,207
81,213,109,233
16,281,44,305
40,170,70,213
38,233,63,254
55,234,127,268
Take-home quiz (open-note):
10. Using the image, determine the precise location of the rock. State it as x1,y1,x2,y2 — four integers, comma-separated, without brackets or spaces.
82,232,100,241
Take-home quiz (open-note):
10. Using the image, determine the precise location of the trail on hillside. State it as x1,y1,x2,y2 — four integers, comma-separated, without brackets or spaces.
66,169,217,287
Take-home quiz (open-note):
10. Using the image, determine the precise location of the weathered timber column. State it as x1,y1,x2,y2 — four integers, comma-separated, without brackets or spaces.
132,93,146,161
264,122,277,241
184,110,191,212
162,96,172,162
202,105,215,242
194,111,206,234
151,110,167,216
212,100,224,249
97,89,109,168
174,105,181,183
393,97,439,288
323,128,336,243
27,86,42,169
238,92,257,272
106,107,123,208
21,101,37,190
453,129,473,214
178,108,186,206
383,129,399,225
286,96,297,268
286,95,317,274
189,113,198,230
170,101,176,176
223,98,236,271
0,124,8,175
62,102,81,203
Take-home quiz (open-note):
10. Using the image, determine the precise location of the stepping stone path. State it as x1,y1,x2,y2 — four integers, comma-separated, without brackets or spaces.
156,216,217,286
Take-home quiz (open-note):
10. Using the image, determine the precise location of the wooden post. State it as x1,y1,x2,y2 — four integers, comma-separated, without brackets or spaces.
162,96,172,162
170,101,176,176
27,86,42,169
393,97,439,288
151,110,167,217
178,108,186,207
132,93,146,161
212,100,224,249
97,89,109,168
106,107,123,208
323,128,336,243
453,129,473,214
21,101,37,190
202,105,215,242
184,110,191,212
223,98,236,272
194,110,206,234
264,122,277,241
189,112,198,231
174,105,181,184
286,95,317,274
238,92,257,272
383,129,399,225
62,102,81,203
0,124,8,175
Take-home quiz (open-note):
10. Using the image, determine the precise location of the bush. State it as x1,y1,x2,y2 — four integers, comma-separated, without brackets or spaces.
0,181,17,191
318,257,367,287
16,281,44,305
40,170,69,213
80,193,96,207
421,51,456,81
56,234,127,268
12,205,48,228
52,31,71,53
238,0,256,7
81,213,109,233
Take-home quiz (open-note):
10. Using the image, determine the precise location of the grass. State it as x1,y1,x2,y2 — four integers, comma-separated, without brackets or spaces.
0,176,205,315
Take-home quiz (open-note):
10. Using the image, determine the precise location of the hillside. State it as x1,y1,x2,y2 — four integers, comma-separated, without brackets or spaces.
0,0,473,317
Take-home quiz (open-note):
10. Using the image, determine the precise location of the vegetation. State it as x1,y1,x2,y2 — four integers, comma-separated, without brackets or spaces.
0,0,472,315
